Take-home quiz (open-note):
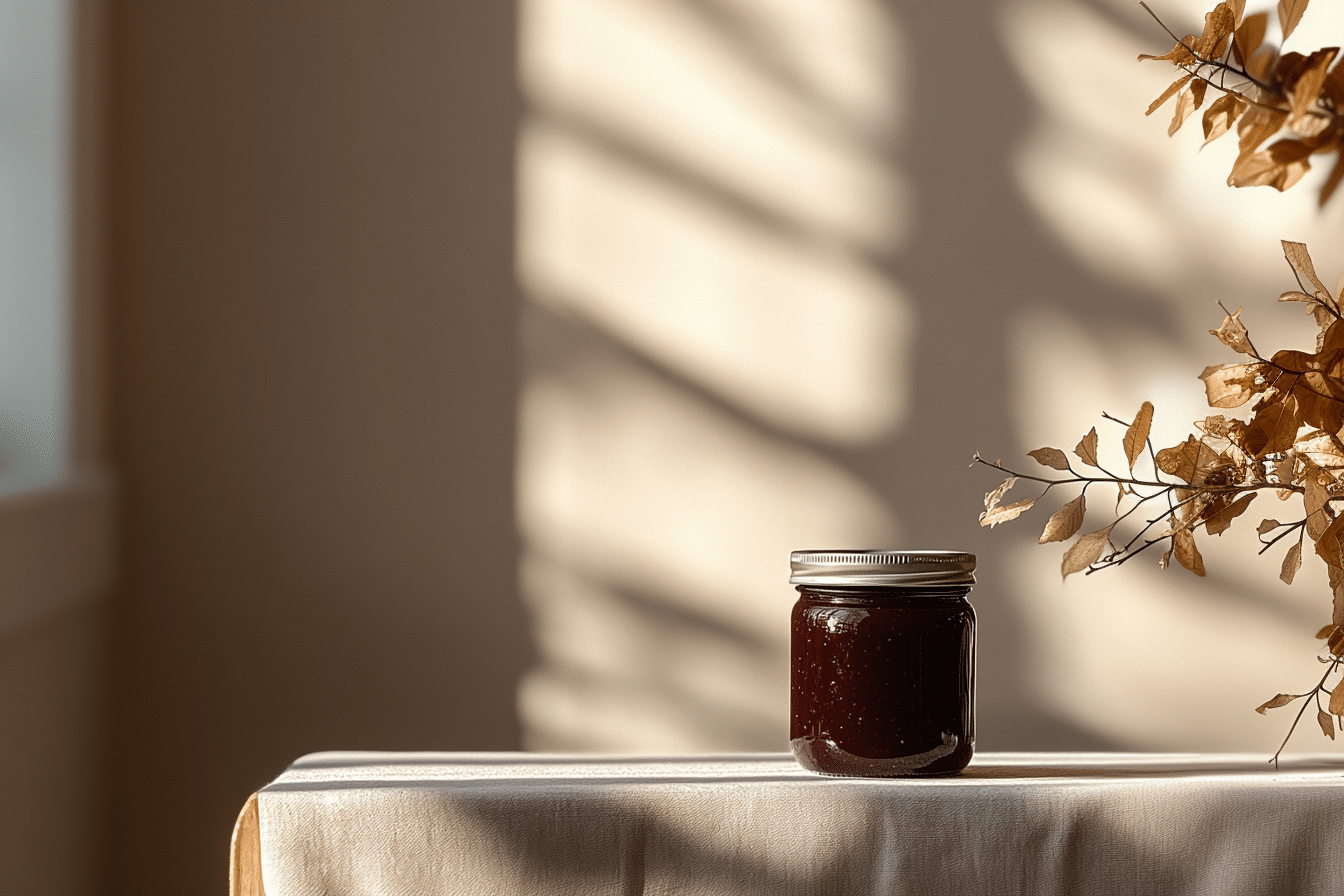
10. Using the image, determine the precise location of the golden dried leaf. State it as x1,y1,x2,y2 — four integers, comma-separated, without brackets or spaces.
1276,456,1296,494
1230,139,1315,191
1210,306,1255,355
1330,680,1344,716
1259,518,1282,536
1277,51,1317,92
1172,527,1206,576
1202,93,1247,145
1191,79,1208,110
1331,564,1344,626
1028,447,1070,471
1256,693,1297,714
1205,492,1256,536
1235,105,1288,165
1296,430,1344,470
1200,363,1263,408
1244,393,1301,457
1204,105,1243,149
980,497,1035,528
1196,4,1237,58
1147,74,1194,116
1233,11,1267,65
1061,524,1115,579
1319,708,1336,739
1195,415,1245,444
1312,300,1337,331
1330,626,1344,656
1173,486,1197,525
1252,321,1344,435
1317,314,1344,355
1316,624,1336,639
1139,35,1199,66
1280,289,1321,306
1075,427,1099,468
1283,241,1333,303
1290,108,1333,139
1123,401,1155,470
1281,540,1303,584
1287,48,1337,133
1039,494,1086,545
1325,61,1344,102
1279,0,1309,43
985,476,1016,509
1322,70,1344,114
1305,472,1334,540
1296,378,1344,438
1314,513,1344,569
1156,435,1217,483
1169,85,1200,136
982,476,1018,522
1290,341,1341,381
1252,48,1282,84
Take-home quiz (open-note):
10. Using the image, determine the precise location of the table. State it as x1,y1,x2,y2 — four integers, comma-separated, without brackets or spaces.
230,752,1344,896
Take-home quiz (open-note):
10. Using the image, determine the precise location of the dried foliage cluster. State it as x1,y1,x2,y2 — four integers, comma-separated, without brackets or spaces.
977,0,1344,759
1141,0,1344,204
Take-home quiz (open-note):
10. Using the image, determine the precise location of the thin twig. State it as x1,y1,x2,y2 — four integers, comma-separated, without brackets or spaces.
1269,658,1342,768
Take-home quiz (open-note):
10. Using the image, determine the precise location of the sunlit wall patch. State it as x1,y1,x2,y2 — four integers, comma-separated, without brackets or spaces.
514,0,912,751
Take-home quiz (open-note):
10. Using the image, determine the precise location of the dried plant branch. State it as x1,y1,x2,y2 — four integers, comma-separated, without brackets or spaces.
1138,0,1276,95
976,239,1344,757
1262,657,1343,767
1141,0,1344,206
975,0,1344,760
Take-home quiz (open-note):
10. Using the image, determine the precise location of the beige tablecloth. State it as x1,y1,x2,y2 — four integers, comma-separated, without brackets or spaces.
230,752,1344,895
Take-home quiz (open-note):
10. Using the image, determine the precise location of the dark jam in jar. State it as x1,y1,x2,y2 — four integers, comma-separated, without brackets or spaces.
789,550,976,777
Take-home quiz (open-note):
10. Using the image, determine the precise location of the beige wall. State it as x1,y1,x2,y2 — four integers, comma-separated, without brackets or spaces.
102,2,529,894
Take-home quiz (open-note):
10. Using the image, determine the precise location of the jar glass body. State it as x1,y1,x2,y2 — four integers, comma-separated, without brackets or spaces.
790,584,975,776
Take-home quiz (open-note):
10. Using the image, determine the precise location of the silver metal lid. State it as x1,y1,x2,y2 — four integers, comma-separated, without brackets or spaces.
789,550,976,587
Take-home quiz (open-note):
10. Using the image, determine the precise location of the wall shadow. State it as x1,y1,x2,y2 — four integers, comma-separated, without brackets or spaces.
99,3,535,896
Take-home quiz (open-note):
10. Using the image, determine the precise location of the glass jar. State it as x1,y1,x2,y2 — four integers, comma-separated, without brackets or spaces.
789,550,976,777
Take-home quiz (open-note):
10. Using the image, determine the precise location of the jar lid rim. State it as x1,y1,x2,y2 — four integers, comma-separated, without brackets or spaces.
789,549,976,586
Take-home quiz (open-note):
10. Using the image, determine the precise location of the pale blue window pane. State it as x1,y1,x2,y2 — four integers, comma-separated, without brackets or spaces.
0,0,69,493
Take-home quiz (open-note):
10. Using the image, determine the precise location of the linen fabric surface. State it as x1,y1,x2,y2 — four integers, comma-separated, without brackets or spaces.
248,752,1344,896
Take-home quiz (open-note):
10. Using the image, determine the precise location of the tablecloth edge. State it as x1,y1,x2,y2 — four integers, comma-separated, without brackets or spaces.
229,791,266,896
